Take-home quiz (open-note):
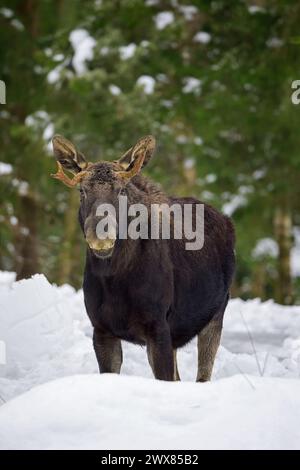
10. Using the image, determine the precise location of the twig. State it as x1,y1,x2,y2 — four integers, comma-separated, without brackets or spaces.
239,308,263,376
0,392,6,404
234,363,256,391
262,352,269,376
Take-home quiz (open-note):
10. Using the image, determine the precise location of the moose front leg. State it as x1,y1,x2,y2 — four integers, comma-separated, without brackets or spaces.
147,325,174,381
93,328,123,374
173,349,180,381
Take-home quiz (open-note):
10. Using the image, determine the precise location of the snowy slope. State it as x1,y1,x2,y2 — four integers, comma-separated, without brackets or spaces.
0,273,300,449
1,374,300,450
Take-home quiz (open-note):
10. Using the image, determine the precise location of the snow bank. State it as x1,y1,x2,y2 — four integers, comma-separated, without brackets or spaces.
0,271,15,287
1,374,300,450
0,273,300,449
225,298,300,339
0,274,95,400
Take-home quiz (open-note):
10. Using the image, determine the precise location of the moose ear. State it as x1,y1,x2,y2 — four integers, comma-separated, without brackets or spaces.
116,135,156,180
52,135,88,174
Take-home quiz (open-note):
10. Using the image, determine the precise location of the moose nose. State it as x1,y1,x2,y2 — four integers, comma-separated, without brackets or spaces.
85,228,116,253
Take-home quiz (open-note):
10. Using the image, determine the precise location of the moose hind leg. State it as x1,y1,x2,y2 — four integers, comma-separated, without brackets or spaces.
147,346,154,375
93,328,123,374
196,315,223,382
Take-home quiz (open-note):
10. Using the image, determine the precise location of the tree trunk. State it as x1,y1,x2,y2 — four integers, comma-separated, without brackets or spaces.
252,263,266,300
70,234,84,289
57,190,78,285
16,194,39,280
274,206,293,305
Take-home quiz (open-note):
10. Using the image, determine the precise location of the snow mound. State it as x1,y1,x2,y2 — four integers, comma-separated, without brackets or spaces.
1,274,300,403
0,273,300,449
1,374,300,450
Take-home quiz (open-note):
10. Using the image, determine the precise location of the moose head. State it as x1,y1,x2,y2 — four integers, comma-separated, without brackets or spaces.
51,135,156,259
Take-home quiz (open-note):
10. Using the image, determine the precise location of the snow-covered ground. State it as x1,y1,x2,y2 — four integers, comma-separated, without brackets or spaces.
0,272,300,449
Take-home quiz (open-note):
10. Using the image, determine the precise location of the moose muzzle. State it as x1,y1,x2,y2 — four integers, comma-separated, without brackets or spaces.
84,212,117,259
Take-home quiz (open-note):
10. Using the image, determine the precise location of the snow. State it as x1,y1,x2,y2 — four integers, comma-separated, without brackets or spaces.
119,43,137,60
25,110,50,130
25,111,54,150
43,123,54,141
100,46,110,56
252,231,300,279
183,158,195,169
0,162,12,176
53,53,64,62
17,181,29,196
145,0,159,5
253,168,266,180
194,31,211,44
291,228,300,278
253,238,279,259
136,75,155,94
47,64,63,84
266,37,284,49
9,216,18,226
69,29,96,75
2,374,300,450
0,271,15,287
248,5,265,14
222,194,247,216
0,8,24,30
11,18,24,31
0,8,13,18
194,136,203,145
205,173,217,184
222,186,253,216
0,273,300,449
161,99,173,108
182,77,202,95
154,12,175,30
176,135,188,144
109,84,121,96
178,5,198,21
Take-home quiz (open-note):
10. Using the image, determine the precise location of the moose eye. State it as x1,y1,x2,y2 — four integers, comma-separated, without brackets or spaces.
79,188,87,199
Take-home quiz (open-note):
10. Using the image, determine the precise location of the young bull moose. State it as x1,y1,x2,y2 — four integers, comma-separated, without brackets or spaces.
51,135,235,381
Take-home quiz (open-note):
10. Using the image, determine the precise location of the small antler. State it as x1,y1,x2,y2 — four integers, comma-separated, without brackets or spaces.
51,161,88,187
114,135,156,180
114,151,145,180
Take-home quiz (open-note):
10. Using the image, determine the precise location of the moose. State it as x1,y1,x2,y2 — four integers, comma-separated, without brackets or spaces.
51,135,235,381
